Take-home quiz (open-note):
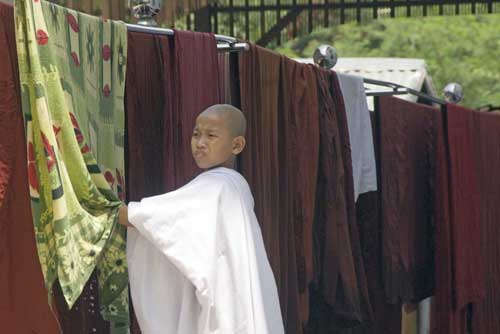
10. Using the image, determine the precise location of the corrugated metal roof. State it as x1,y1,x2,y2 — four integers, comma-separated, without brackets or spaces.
295,57,437,110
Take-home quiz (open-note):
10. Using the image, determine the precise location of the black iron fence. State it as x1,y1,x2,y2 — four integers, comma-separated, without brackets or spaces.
185,0,500,46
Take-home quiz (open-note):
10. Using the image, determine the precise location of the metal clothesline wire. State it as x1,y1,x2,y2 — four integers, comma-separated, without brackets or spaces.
126,23,249,52
362,77,447,105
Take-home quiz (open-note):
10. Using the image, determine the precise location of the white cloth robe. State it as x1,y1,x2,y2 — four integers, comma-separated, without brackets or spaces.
127,167,284,334
338,73,378,201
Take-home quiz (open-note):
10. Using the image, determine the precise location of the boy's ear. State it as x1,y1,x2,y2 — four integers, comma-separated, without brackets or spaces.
232,136,246,155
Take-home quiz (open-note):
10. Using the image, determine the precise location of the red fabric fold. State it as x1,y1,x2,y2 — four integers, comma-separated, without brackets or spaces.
445,104,484,309
126,32,171,200
279,56,320,332
239,46,320,334
307,68,372,333
238,44,282,299
0,3,60,333
432,103,484,334
172,30,221,188
471,111,500,334
377,96,437,304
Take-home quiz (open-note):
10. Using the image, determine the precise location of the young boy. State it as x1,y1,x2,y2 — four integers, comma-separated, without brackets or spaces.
119,104,284,333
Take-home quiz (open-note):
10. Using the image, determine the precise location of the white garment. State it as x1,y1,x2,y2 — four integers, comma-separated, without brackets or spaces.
127,167,284,334
338,73,378,201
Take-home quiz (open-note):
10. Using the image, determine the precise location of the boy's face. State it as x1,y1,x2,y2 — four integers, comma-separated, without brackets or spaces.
191,113,237,170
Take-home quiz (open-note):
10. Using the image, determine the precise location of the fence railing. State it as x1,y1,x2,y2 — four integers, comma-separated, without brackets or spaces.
185,0,500,46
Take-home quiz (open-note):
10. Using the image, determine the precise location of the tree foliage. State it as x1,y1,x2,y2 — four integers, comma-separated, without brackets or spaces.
276,14,500,108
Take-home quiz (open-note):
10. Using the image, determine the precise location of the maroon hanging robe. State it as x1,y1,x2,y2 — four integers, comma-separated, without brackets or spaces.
432,103,484,334
471,111,500,334
0,3,60,333
279,56,320,332
171,30,221,188
377,96,437,304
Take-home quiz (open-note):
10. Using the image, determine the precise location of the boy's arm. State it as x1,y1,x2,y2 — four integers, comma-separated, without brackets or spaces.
118,204,135,228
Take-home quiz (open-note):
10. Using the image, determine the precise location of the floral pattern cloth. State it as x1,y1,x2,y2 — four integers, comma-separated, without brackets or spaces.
15,0,129,332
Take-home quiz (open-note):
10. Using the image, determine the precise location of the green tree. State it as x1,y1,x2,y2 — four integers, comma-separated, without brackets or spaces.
276,14,500,108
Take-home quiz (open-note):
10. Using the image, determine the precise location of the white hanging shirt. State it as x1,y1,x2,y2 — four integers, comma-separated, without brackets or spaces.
127,167,284,334
338,73,378,200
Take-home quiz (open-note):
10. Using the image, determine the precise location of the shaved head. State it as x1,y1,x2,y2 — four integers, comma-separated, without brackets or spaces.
199,104,246,137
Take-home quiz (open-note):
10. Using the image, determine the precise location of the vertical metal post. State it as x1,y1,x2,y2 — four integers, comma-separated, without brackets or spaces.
195,6,212,32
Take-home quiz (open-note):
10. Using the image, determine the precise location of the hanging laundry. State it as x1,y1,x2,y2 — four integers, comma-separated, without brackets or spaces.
0,3,60,333
307,68,372,333
34,1,129,332
432,103,484,334
126,31,172,200
238,44,282,301
445,104,484,309
330,72,373,327
14,0,129,332
337,73,377,201
127,29,222,198
279,56,320,332
348,192,403,334
125,30,174,334
377,96,437,304
431,105,456,334
472,111,500,334
172,30,222,188
338,106,403,334
239,44,320,334
126,29,223,202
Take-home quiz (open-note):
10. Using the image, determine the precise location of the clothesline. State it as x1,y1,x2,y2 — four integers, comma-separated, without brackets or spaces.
296,56,446,105
126,23,249,52
362,77,446,105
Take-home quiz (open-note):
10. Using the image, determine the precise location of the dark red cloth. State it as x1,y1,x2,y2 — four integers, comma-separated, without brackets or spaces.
238,44,281,293
239,46,320,334
431,104,454,334
446,104,484,309
331,193,403,334
127,30,220,198
307,68,372,333
126,31,172,200
331,102,402,334
279,56,320,332
472,111,500,334
53,273,110,334
171,30,221,188
348,192,402,334
432,104,484,334
331,73,372,325
377,96,436,304
126,35,167,333
0,3,60,333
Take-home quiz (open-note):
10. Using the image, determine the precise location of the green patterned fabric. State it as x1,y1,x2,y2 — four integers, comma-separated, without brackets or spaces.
15,0,129,332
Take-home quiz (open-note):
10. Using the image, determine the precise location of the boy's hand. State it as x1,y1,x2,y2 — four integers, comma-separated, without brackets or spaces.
118,204,134,228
